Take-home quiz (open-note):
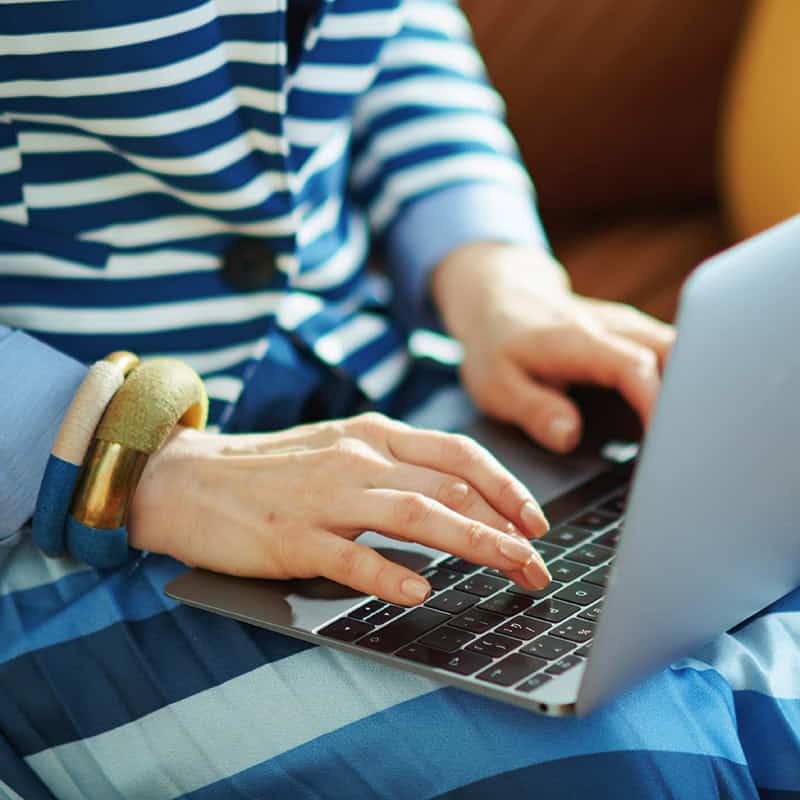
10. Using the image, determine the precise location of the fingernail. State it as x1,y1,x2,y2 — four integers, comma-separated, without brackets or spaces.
525,549,551,587
548,417,578,452
521,500,549,536
524,557,551,589
401,578,430,604
498,534,535,565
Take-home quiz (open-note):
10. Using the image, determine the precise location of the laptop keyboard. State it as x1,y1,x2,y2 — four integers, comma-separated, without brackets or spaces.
317,484,629,695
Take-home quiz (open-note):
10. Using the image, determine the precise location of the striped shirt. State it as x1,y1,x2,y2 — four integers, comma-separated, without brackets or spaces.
0,0,541,428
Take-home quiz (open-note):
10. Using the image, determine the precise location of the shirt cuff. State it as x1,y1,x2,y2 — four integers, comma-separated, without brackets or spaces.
0,326,87,544
384,182,550,331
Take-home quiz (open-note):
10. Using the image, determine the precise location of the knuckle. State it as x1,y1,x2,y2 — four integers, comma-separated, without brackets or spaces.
437,478,471,511
333,544,361,582
396,493,433,529
351,411,391,437
497,476,524,507
467,520,485,550
329,436,377,466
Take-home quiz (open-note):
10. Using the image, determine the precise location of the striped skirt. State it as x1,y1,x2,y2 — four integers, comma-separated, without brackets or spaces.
2,368,799,799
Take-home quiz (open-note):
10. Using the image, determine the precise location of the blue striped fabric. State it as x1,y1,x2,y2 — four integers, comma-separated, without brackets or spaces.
2,372,800,798
0,0,530,417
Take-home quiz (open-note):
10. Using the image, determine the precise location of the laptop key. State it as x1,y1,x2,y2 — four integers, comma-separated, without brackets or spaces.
549,560,590,582
422,568,463,592
554,582,603,606
551,619,596,644
440,557,481,575
365,605,405,625
456,575,509,597
319,617,374,642
531,541,567,562
418,626,475,652
520,635,576,661
506,580,562,599
516,673,553,693
576,643,592,657
347,600,385,621
524,598,580,624
570,510,616,531
541,526,591,548
477,592,533,617
545,654,584,676
481,568,508,579
467,632,519,658
595,527,622,549
579,601,604,623
477,653,548,686
497,615,551,641
450,608,504,635
567,544,614,567
583,564,612,588
396,644,492,675
426,589,479,614
357,608,449,653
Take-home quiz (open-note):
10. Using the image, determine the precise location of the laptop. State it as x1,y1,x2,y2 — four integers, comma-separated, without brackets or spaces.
166,216,800,716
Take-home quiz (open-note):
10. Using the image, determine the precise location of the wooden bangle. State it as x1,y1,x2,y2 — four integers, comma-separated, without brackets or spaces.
66,358,208,568
32,351,140,557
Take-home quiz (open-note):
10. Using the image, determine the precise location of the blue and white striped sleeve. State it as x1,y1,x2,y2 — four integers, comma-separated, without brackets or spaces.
349,0,549,330
0,326,86,551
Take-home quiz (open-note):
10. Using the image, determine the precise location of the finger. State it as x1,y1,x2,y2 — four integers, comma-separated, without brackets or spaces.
386,463,516,535
352,489,551,588
384,425,548,538
580,298,675,368
521,325,662,426
485,362,583,454
300,528,433,606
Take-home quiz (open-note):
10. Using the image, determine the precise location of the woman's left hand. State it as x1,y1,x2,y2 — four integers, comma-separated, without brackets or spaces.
431,242,676,453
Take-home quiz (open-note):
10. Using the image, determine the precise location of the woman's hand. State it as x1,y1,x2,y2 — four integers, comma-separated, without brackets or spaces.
129,413,551,605
432,242,676,453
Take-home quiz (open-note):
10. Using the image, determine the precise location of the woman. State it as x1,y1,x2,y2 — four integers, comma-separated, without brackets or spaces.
1,1,796,797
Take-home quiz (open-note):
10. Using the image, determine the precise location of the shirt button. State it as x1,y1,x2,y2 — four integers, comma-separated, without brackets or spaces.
222,238,277,291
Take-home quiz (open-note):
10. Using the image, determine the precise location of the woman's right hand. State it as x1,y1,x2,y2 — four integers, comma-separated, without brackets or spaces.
128,412,551,606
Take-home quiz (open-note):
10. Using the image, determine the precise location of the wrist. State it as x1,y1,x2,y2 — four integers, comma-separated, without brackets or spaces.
128,425,210,554
431,241,570,342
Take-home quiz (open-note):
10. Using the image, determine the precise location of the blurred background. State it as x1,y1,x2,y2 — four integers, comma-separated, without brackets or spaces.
460,0,798,321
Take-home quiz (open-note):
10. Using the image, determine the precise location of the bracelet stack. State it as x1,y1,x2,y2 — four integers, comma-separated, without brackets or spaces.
33,354,208,568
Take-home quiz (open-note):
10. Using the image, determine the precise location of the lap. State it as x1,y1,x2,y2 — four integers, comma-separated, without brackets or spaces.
2,378,799,799
3,537,799,800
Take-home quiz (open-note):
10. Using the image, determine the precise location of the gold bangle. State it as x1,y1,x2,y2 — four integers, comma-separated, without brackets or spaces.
70,358,208,532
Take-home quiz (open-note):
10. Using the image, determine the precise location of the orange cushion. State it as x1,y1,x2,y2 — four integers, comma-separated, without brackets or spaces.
721,0,800,239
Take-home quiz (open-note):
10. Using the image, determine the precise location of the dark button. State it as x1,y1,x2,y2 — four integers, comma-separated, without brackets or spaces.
553,582,603,606
456,574,509,597
418,626,475,652
496,615,551,641
357,608,448,653
222,238,277,291
318,617,374,642
449,608,504,635
396,644,492,675
426,589,479,614
467,632,519,659
541,526,591,548
477,592,533,617
551,619,596,644
520,635,576,661
476,653,547,686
